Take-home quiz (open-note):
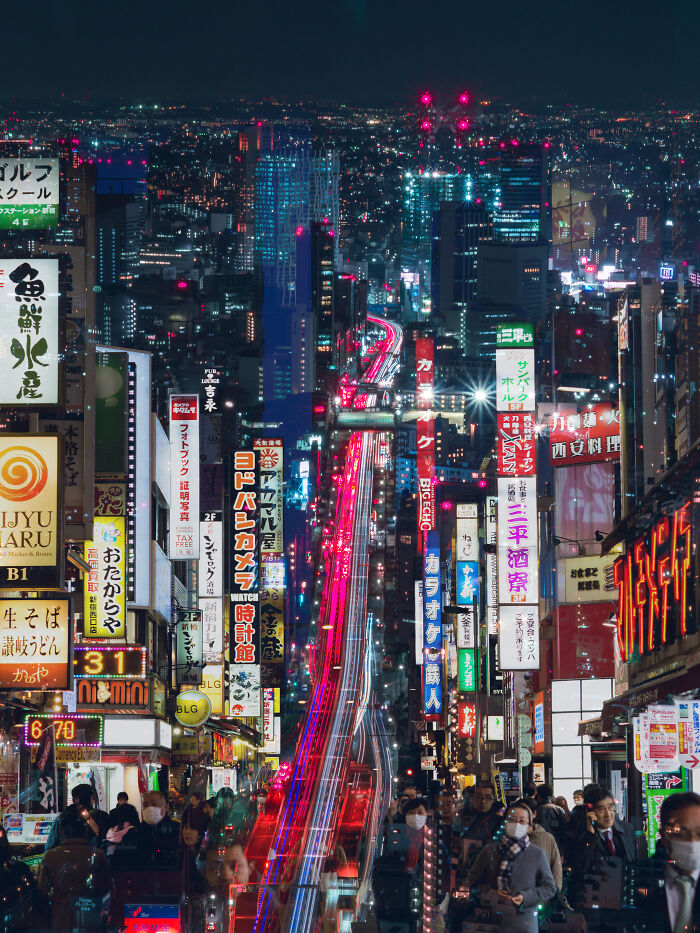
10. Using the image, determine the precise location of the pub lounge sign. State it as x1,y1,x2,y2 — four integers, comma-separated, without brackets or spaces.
615,501,694,662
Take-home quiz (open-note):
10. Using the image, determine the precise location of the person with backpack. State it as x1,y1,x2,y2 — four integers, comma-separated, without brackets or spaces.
534,783,568,850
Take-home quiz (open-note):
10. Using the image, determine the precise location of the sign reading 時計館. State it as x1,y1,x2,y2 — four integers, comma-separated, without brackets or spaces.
0,596,71,689
0,434,62,589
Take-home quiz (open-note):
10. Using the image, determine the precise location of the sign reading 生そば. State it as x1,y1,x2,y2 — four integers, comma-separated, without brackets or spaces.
0,259,59,405
0,597,71,689
0,160,59,229
0,434,61,589
169,395,199,560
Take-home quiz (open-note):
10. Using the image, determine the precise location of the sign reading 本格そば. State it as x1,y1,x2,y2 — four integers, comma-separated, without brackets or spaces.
0,597,71,689
0,259,60,405
84,517,126,639
168,395,199,560
498,605,539,670
0,160,59,229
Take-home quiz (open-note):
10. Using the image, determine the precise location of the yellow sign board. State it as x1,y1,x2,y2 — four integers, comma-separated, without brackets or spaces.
0,597,70,689
175,690,211,728
199,664,224,716
84,516,127,638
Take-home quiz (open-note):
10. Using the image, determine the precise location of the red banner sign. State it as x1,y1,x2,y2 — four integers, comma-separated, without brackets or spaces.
497,413,536,476
416,337,435,533
458,701,477,738
550,403,620,466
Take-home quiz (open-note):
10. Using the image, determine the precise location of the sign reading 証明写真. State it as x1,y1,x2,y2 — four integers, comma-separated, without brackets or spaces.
0,597,70,689
549,403,620,466
423,530,442,720
169,395,199,560
0,434,61,588
497,413,536,476
0,160,59,229
497,477,538,605
253,439,283,558
0,260,60,405
176,609,203,686
615,501,693,662
495,348,535,412
84,516,126,638
499,605,540,670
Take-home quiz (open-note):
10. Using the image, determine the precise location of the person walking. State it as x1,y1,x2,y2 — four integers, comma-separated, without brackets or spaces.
0,825,50,932
512,798,563,890
108,791,140,831
45,782,110,851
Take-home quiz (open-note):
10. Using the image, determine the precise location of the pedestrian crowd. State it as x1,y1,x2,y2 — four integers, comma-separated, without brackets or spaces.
375,780,700,932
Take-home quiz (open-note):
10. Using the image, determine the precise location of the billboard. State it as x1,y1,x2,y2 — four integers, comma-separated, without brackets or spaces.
422,530,442,720
176,609,203,686
254,439,283,558
0,596,71,689
198,520,223,598
554,603,615,679
497,413,536,476
550,403,620,466
199,664,224,716
169,395,199,560
232,603,258,665
554,462,614,545
84,516,127,638
231,451,259,596
0,434,61,588
497,477,538,605
416,337,435,534
229,664,261,718
0,259,59,405
0,160,59,229
561,554,618,604
260,562,285,664
496,323,534,348
199,597,223,663
458,648,476,692
456,508,479,561
495,348,535,412
499,606,539,670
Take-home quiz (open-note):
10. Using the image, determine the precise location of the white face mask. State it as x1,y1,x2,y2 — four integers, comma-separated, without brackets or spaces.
505,821,529,840
670,839,700,873
142,806,164,826
406,813,427,830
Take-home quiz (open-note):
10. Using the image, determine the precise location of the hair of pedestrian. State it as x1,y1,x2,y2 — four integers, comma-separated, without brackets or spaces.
660,791,700,827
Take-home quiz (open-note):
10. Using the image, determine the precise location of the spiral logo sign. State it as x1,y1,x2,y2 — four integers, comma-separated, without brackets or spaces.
0,447,49,501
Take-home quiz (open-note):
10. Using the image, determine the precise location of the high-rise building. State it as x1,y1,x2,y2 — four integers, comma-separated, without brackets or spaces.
311,221,336,390
431,200,493,352
233,123,273,273
476,143,548,243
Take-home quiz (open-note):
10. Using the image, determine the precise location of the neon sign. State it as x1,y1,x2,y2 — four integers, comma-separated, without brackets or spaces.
615,502,692,661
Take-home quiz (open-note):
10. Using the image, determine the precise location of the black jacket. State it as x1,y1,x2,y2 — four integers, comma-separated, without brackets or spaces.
575,818,636,873
108,802,140,829
629,860,700,932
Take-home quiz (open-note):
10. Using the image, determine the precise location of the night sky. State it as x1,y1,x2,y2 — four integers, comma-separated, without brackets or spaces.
5,0,698,105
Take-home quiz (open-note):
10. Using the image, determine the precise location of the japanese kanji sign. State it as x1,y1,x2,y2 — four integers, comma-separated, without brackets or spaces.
495,348,535,412
496,322,534,348
0,160,59,229
497,413,536,476
0,597,70,689
260,561,285,664
562,555,618,604
497,477,538,605
201,367,221,413
169,395,199,560
253,439,283,558
84,517,127,639
456,512,479,561
550,403,620,466
0,259,59,405
416,337,435,534
176,609,203,686
231,450,259,596
499,606,539,670
231,602,259,666
0,434,61,589
199,597,223,663
458,701,477,738
423,530,443,721
458,648,476,692
198,520,223,598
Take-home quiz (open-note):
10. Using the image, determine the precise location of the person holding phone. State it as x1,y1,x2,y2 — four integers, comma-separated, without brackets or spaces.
45,783,110,851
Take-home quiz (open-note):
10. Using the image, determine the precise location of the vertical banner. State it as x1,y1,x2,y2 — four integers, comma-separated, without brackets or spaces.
416,337,435,534
423,530,443,721
497,477,538,605
0,259,60,405
498,606,540,670
199,519,223,598
253,439,284,557
200,597,223,663
260,562,285,665
495,347,535,412
84,516,127,638
177,609,203,686
169,395,200,560
497,413,536,476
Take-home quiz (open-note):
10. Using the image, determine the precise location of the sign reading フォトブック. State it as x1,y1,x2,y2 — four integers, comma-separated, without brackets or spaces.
0,597,70,689
0,160,59,229
176,609,203,686
498,605,540,670
253,439,284,558
496,323,534,347
0,259,60,405
84,516,126,638
550,403,620,466
422,530,442,720
0,434,61,589
495,348,535,412
497,477,538,605
169,395,199,560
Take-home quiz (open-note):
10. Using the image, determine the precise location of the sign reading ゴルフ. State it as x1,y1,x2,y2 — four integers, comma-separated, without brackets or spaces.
0,160,59,229
550,403,620,466
0,259,60,405
169,395,199,560
0,597,70,689
0,434,61,588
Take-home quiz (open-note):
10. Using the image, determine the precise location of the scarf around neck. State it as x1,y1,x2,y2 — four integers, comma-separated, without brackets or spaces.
496,833,530,892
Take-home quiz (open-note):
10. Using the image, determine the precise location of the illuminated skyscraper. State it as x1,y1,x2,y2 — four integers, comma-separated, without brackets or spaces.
476,143,548,243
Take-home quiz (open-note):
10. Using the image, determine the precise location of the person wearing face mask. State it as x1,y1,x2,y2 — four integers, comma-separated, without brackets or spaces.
112,790,183,870
403,798,428,873
467,804,556,933
632,791,700,932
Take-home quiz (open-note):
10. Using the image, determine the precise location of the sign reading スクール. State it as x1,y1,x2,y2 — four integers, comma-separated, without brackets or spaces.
0,160,59,229
0,434,61,588
499,605,539,670
422,530,442,720
497,477,538,605
497,413,536,476
0,597,70,689
0,259,60,405
549,403,620,466
84,517,126,638
169,395,199,560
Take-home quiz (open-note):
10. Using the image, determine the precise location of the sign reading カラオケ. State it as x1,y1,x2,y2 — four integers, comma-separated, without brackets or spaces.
0,259,59,405
0,160,59,229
